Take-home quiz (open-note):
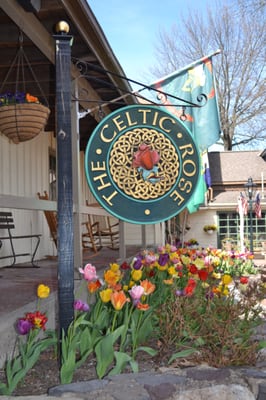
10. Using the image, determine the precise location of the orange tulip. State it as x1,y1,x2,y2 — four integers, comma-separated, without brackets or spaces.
104,269,121,286
137,303,150,311
111,291,130,311
140,279,156,295
88,279,101,293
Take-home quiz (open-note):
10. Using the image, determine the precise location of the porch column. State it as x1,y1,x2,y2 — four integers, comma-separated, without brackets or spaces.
54,22,74,335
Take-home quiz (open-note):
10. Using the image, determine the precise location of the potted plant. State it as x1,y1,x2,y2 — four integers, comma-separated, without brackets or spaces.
203,224,217,234
0,91,50,144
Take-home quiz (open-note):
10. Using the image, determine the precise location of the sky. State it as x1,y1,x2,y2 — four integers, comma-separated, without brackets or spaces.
88,0,211,90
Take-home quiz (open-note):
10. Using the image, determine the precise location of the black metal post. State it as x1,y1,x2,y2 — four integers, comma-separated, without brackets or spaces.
54,24,74,336
244,177,257,254
248,198,254,253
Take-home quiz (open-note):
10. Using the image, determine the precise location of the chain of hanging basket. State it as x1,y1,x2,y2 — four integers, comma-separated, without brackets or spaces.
0,32,50,144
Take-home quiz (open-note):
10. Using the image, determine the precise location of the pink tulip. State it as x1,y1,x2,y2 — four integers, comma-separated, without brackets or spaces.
79,263,98,281
129,285,145,301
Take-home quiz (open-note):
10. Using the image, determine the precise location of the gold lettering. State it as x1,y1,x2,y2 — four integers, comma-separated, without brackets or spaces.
113,115,127,132
100,124,116,143
125,111,137,126
182,159,196,177
179,143,194,158
170,190,185,205
183,160,196,176
152,111,159,126
138,108,151,123
90,161,106,171
102,191,118,206
159,116,175,133
93,173,111,190
178,177,193,193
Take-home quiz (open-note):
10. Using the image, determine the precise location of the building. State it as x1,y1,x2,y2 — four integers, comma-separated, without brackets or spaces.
182,150,266,253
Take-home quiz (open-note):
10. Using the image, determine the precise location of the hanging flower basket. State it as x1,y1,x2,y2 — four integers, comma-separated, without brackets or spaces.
0,103,50,144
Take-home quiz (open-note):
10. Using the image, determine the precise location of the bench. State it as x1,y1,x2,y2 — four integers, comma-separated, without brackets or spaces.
0,211,41,267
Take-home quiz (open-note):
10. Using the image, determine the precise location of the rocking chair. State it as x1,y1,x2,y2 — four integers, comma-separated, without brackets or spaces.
37,191,57,248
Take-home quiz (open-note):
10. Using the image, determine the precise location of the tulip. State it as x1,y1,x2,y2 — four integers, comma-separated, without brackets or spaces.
129,285,144,302
25,311,48,330
99,288,113,303
17,318,33,335
132,256,143,270
104,269,121,287
198,269,209,281
88,279,102,293
74,299,90,312
131,269,143,281
158,253,169,266
111,291,130,311
140,279,156,295
79,263,98,281
222,274,233,286
37,284,50,298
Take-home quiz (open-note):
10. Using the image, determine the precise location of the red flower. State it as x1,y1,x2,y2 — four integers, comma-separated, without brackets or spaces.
25,311,48,330
120,261,131,270
183,279,197,296
189,264,198,274
240,276,249,284
198,269,209,281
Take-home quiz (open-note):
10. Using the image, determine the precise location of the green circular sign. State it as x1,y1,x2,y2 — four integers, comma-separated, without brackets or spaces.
85,105,200,224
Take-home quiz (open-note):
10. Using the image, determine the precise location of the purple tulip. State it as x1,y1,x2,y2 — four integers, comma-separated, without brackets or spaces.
17,318,33,335
158,253,169,266
132,256,142,270
205,291,214,300
74,299,90,312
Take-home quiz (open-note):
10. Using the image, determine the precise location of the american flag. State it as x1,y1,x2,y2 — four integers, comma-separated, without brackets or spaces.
254,192,262,218
237,192,248,215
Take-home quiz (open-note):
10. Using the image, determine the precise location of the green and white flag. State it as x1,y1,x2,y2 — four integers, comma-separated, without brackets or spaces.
149,52,221,212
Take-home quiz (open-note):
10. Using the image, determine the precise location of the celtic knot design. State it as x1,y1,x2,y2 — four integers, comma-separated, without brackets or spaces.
109,128,179,200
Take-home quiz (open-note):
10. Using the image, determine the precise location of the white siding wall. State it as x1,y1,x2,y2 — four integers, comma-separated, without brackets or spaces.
0,137,166,268
0,131,56,267
183,209,218,249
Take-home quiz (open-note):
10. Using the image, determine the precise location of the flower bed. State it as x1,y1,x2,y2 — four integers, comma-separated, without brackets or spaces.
0,245,265,394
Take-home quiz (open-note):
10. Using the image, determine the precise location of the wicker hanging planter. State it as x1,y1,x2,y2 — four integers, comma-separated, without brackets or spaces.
0,103,50,144
0,32,50,144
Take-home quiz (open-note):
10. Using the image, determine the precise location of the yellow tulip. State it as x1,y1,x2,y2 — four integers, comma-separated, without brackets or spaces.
131,269,143,281
110,263,120,272
99,288,112,303
221,274,232,286
168,266,177,276
37,284,50,299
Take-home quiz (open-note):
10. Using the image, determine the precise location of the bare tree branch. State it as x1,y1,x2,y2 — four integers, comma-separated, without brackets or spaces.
150,0,266,150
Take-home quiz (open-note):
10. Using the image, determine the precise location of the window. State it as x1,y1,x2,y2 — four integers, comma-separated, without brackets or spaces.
218,211,266,250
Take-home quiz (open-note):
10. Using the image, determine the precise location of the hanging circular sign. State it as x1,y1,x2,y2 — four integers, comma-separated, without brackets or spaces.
85,105,200,224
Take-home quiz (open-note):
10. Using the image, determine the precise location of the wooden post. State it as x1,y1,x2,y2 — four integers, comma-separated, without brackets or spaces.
54,23,74,336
